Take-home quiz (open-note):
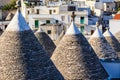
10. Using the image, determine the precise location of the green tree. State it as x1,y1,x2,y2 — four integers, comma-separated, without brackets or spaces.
2,0,17,11
118,7,120,11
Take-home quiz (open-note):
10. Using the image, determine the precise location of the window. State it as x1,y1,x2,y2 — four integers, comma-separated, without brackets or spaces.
80,17,84,24
5,25,7,29
68,6,76,11
80,26,84,33
28,11,30,14
96,0,99,2
49,10,52,14
91,30,94,35
46,20,50,24
47,30,51,34
53,10,56,13
56,20,58,23
36,9,39,14
0,28,2,31
61,16,65,21
71,1,74,4
35,2,37,6
35,20,39,28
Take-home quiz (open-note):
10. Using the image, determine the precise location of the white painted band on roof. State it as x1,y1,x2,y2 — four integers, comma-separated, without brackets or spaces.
103,30,113,37
36,28,44,33
5,10,30,31
91,27,103,38
66,22,81,35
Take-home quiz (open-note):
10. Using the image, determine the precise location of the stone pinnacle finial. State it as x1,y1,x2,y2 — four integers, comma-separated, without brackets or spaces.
96,22,100,28
16,0,21,10
71,11,76,22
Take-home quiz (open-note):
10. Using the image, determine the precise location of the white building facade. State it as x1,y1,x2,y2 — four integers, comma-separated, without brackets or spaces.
28,4,88,33
85,0,116,16
109,19,120,34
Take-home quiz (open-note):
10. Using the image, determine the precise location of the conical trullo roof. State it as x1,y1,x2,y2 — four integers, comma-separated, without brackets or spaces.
89,27,118,59
35,28,56,57
115,31,120,42
0,10,64,80
51,22,108,80
55,30,65,46
5,12,14,21
103,28,120,58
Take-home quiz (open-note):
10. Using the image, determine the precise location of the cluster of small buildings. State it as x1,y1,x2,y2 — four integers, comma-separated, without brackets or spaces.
1,0,120,40
0,0,120,79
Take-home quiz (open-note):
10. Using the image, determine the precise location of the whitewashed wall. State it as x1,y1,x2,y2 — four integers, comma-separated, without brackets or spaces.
109,20,120,34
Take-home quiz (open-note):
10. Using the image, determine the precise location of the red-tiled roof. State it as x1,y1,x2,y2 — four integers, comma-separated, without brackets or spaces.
114,14,120,20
